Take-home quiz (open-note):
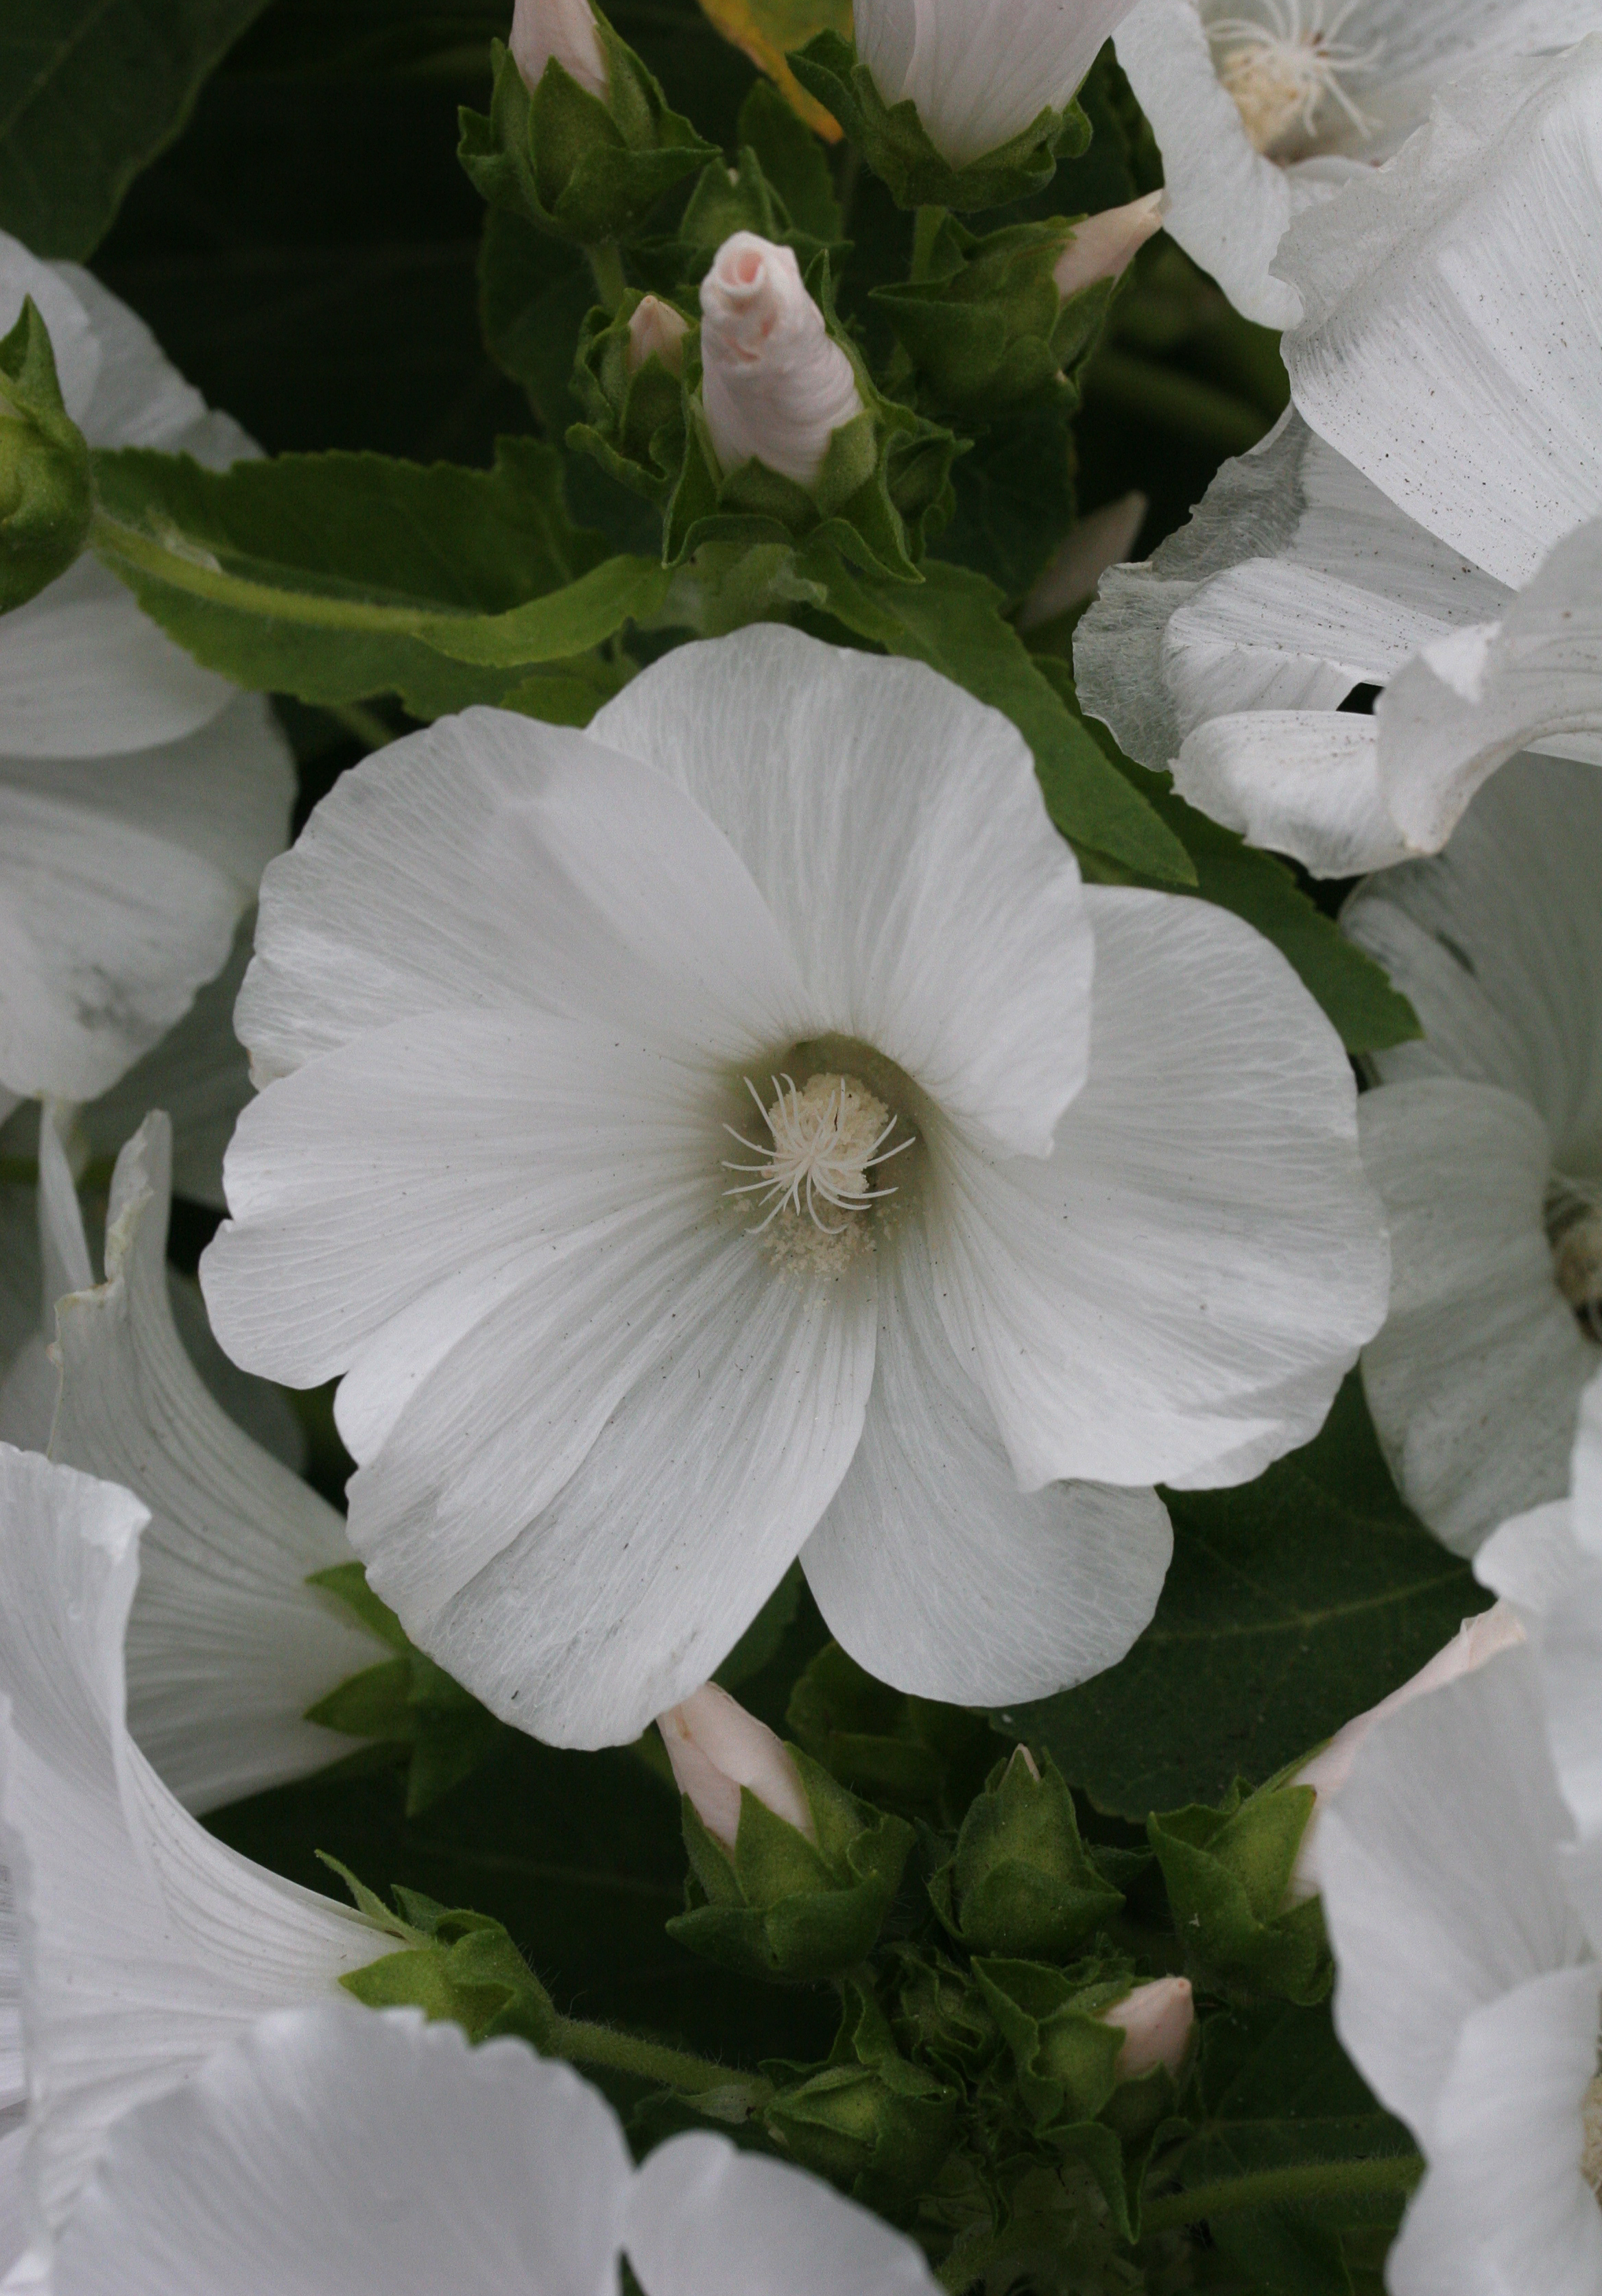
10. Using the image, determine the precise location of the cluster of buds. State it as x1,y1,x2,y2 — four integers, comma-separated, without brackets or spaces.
0,297,91,612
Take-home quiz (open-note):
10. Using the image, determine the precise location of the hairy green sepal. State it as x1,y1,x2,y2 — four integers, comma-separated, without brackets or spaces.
1149,1778,1331,2005
765,1978,958,2214
928,1747,1123,1959
0,299,92,611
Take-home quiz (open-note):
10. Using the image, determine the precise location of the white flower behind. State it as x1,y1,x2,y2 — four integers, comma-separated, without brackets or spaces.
201,625,1386,1748
0,232,294,1114
1113,0,1594,326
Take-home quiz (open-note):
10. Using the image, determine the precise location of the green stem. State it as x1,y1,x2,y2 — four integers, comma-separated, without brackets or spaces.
910,206,948,283
545,2011,772,2106
91,510,442,637
586,241,628,315
331,702,396,751
1140,2151,1424,2235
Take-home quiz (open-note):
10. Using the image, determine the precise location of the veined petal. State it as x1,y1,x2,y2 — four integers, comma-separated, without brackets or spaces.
237,706,809,1087
0,558,235,761
858,0,1134,167
1358,1081,1595,1553
628,2127,940,2296
50,1115,391,1815
802,1223,1171,1703
1173,713,1412,877
52,265,211,454
0,1448,382,2249
1280,38,1602,588
592,627,1093,1159
925,888,1386,1490
49,2006,632,2296
1320,1647,1586,2144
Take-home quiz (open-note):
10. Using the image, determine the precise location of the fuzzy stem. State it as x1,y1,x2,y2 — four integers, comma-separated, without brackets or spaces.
545,2011,772,2107
586,241,628,315
1140,2151,1424,2234
331,702,396,751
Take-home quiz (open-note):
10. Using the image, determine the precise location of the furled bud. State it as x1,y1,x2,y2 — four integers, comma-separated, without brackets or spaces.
0,297,92,614
853,0,1141,169
625,292,689,378
698,232,863,489
509,0,608,100
1052,191,1164,300
1018,491,1147,630
1287,1601,1525,1901
928,1744,1122,1959
658,1682,815,1850
1099,1975,1193,2082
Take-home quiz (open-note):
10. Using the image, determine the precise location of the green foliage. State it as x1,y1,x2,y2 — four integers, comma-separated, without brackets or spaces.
765,1979,960,2216
787,1640,995,1826
787,32,1088,213
0,299,92,610
874,215,1113,416
1147,1784,1329,2007
0,0,272,258
1000,1377,1488,1818
929,1749,1124,1961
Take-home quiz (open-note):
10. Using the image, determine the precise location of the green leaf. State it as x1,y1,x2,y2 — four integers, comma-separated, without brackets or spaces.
737,79,841,239
811,555,1195,885
998,1376,1490,1818
479,206,597,434
0,0,271,258
786,1640,994,1826
90,436,657,717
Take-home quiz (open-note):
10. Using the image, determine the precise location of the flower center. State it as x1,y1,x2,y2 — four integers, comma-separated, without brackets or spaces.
723,1071,913,1237
1547,1175,1602,1341
1206,1,1381,156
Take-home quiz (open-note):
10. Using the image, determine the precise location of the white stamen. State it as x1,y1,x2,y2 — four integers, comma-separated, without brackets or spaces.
1206,0,1382,156
723,1072,912,1234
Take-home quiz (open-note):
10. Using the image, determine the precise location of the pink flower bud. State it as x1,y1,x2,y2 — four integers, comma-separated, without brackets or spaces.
625,295,690,379
510,0,609,102
698,232,864,490
1052,192,1165,301
1287,1601,1525,1902
658,1682,816,1852
1099,1976,1194,2081
1018,492,1148,630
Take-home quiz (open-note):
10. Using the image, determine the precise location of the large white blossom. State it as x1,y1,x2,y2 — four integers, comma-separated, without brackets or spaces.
0,234,294,1119
1113,0,1594,327
200,625,1386,1747
0,1446,385,2284
42,2002,942,2296
1343,758,1602,1554
854,0,1140,169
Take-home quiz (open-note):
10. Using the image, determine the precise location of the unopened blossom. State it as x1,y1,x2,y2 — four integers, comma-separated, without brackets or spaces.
854,0,1143,169
1018,492,1147,631
658,1682,815,1849
1051,193,1164,301
202,625,1386,1748
1343,758,1602,1553
42,2004,942,2296
1099,1975,1194,2080
1113,0,1595,327
0,1446,383,2281
0,234,293,1120
626,293,690,377
698,235,863,488
509,0,609,100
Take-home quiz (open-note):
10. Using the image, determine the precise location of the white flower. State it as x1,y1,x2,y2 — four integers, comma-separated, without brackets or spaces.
854,0,1143,169
200,625,1386,1748
1049,193,1165,301
1113,0,1594,326
698,236,863,490
1343,757,1602,1553
43,2000,942,2296
0,1447,383,2279
0,233,294,1113
1098,1975,1194,2079
626,294,690,378
509,0,609,100
658,1682,815,1850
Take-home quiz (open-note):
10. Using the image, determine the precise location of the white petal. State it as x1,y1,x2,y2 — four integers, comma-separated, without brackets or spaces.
924,887,1387,1490
1387,1965,1602,2296
237,705,809,1088
0,1448,381,2243
0,696,294,1105
628,2127,939,2296
50,265,211,454
1320,1646,1586,2143
858,0,1134,168
0,557,234,761
592,627,1093,1159
1280,38,1602,588
49,1114,390,1814
1359,1081,1594,1553
1114,0,1300,328
0,2125,23,2288
1173,712,1413,877
1377,519,1602,852
0,239,98,422
49,2005,632,2296
802,1221,1172,1703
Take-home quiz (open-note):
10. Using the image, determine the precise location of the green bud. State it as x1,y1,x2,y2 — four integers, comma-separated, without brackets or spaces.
766,1981,957,2212
0,298,93,613
459,32,715,249
787,32,1089,214
329,1874,564,2050
1148,1778,1330,2005
972,1957,1129,2132
885,1945,1001,2083
568,289,691,503
667,1740,913,1983
928,1747,1123,1959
